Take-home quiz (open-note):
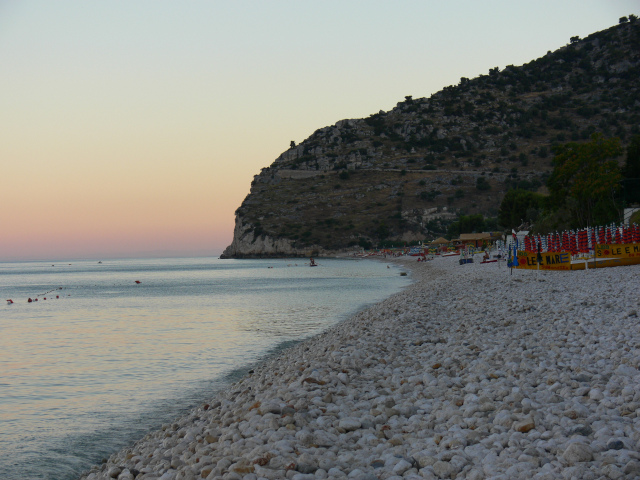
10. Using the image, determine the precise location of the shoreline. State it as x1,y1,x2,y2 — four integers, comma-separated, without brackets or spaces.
81,257,640,480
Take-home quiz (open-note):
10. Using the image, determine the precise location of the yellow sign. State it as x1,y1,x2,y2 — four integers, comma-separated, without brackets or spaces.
596,244,640,258
516,251,572,270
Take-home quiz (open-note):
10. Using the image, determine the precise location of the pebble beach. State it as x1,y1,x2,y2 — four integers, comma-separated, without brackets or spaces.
80,257,640,480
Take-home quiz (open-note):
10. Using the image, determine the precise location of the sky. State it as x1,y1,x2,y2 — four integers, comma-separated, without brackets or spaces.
1,1,637,261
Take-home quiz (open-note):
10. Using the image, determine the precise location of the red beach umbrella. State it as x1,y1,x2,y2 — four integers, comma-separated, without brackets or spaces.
606,227,612,245
579,229,588,253
570,231,578,256
524,235,531,253
590,227,597,250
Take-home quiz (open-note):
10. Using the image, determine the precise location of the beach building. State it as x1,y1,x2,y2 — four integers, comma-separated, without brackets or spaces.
454,232,502,249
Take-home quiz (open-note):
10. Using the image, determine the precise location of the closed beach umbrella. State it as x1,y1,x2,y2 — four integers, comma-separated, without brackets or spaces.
579,229,589,253
570,231,578,255
606,226,612,245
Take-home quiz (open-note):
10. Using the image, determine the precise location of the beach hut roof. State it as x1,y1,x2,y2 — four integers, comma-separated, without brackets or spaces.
457,233,493,242
430,237,450,245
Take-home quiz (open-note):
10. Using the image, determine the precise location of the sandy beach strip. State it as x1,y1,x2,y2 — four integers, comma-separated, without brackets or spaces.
80,257,640,480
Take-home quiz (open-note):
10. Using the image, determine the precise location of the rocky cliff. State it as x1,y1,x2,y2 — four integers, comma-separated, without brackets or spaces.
222,19,640,258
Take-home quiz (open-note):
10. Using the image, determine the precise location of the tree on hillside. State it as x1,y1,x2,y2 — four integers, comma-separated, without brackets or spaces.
447,214,488,238
476,176,491,191
498,189,545,230
547,133,623,228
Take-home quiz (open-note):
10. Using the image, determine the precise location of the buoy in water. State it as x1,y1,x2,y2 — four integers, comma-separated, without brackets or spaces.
135,280,141,284
6,299,13,304
28,298,32,303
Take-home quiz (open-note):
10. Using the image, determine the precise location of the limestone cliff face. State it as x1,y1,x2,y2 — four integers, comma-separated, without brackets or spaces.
221,21,640,258
220,215,329,258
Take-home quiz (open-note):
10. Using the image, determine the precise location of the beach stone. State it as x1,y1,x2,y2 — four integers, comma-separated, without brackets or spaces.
606,438,625,450
562,443,593,464
513,417,535,433
616,364,637,377
108,467,123,478
338,418,361,432
432,460,453,478
326,467,345,478
466,468,484,480
413,452,436,469
602,464,624,479
588,389,604,401
624,460,640,475
493,411,514,428
295,430,315,446
392,458,412,475
571,424,593,437
574,373,591,383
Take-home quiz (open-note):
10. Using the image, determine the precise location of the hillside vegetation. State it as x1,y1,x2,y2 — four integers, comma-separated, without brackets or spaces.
222,18,640,258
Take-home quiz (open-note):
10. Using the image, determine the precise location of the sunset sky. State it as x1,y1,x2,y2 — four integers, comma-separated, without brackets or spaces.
1,1,637,261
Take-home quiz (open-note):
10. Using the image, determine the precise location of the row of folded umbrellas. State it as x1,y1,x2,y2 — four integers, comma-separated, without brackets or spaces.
519,224,640,255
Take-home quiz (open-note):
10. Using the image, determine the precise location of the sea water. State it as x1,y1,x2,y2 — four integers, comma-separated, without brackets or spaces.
0,257,409,480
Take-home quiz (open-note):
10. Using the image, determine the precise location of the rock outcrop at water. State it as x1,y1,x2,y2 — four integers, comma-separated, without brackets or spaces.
81,259,640,479
221,20,640,258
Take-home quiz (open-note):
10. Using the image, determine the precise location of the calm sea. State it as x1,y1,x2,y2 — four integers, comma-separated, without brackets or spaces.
0,257,409,480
